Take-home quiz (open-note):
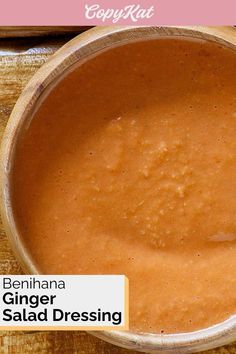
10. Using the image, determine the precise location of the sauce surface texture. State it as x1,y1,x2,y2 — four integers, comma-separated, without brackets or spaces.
12,38,236,334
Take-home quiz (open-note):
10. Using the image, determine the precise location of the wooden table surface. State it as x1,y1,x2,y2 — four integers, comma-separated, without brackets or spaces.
0,31,236,354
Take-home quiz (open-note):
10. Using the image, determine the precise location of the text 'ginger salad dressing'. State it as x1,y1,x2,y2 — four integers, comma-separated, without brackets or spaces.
12,38,236,334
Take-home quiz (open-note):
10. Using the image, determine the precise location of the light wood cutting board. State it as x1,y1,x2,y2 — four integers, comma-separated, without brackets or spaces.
0,27,235,354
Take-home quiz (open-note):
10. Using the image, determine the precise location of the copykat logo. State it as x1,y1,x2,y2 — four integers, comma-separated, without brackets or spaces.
84,4,155,23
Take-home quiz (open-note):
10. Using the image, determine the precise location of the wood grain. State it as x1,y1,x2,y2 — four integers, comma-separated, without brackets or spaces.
0,27,91,38
0,31,235,354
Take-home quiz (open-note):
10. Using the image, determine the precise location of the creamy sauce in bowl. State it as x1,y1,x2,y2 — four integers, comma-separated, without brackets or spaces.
12,38,236,334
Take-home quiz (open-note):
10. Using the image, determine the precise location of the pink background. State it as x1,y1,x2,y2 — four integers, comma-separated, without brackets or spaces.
1,0,236,25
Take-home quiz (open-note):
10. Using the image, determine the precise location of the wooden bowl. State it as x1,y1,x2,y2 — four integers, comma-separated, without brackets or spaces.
1,26,236,353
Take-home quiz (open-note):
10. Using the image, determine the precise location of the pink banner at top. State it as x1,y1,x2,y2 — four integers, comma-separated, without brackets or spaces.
1,0,236,25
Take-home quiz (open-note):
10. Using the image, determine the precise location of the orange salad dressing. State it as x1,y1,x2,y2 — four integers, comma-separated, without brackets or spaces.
12,38,236,333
